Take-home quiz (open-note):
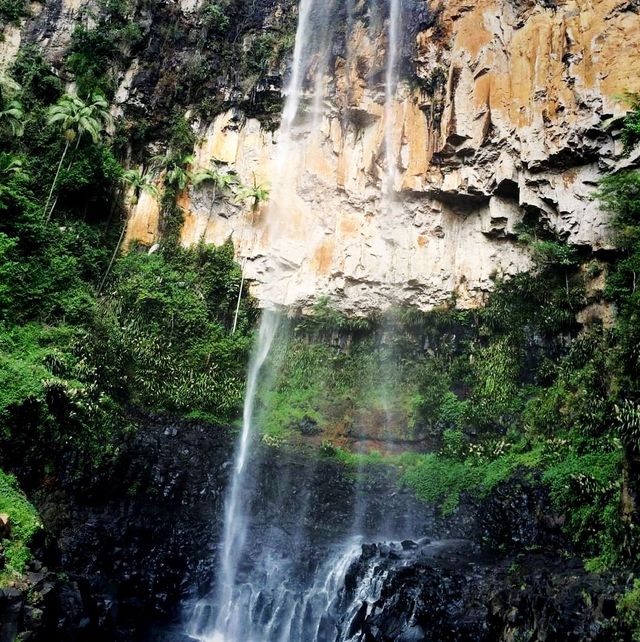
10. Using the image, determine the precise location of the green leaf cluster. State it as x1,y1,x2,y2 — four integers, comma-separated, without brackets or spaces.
0,0,26,27
93,241,256,419
0,469,41,584
619,580,640,642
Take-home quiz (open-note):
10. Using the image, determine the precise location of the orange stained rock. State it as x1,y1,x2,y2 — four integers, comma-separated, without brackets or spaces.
176,189,191,213
402,94,431,183
305,137,335,183
202,214,229,246
313,238,336,275
338,214,360,238
123,189,160,248
120,0,639,312
450,0,494,58
181,209,198,246
473,73,492,111
438,0,640,133
595,2,640,98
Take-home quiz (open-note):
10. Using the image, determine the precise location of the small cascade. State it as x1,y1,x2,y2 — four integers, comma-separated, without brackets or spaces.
187,311,281,640
279,0,316,133
310,0,335,129
190,538,364,642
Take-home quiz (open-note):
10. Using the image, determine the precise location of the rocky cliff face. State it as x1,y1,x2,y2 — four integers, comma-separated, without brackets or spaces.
7,0,640,314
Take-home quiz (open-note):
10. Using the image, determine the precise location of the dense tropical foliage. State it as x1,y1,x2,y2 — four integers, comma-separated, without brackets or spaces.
0,39,256,584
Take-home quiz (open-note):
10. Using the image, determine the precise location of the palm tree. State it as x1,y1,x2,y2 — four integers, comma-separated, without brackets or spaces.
44,92,112,221
121,168,159,205
235,175,270,213
0,100,25,137
192,161,240,237
231,175,270,334
98,168,159,294
152,153,196,192
150,152,204,242
192,162,239,200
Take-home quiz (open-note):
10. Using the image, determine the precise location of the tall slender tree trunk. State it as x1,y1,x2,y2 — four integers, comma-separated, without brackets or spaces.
98,213,129,295
47,195,60,222
200,186,217,241
44,140,70,221
105,186,123,235
46,136,83,222
232,208,254,334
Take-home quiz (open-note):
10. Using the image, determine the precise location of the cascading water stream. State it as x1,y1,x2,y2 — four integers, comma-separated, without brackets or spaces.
383,0,402,198
279,0,316,136
185,2,415,640
310,0,335,129
213,311,280,632
187,311,280,640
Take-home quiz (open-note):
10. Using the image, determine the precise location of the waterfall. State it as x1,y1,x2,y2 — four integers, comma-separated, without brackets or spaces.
184,3,414,641
279,0,315,132
187,311,281,641
310,0,335,129
197,538,365,642
383,0,402,197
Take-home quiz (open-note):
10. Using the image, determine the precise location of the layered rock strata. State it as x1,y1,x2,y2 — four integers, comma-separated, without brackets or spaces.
128,0,640,313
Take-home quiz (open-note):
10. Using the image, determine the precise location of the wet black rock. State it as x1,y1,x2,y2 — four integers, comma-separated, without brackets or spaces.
2,412,234,642
337,541,627,642
477,471,565,551
0,588,22,642
292,416,322,436
0,411,435,642
0,412,631,642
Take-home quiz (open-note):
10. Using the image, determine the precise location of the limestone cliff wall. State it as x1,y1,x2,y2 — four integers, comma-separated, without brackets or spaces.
6,0,640,313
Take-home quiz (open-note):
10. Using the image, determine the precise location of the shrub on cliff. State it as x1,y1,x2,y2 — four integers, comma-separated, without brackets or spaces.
0,0,26,28
620,579,640,641
0,469,41,583
92,241,256,420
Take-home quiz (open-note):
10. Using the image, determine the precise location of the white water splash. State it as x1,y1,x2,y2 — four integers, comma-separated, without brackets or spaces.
191,538,364,642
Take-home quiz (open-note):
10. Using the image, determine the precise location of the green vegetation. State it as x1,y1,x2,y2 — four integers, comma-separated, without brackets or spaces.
0,0,26,28
65,2,142,97
619,92,640,153
0,67,254,429
95,241,254,418
620,579,640,642
257,314,423,446
0,470,41,584
44,91,113,221
190,0,297,126
399,444,547,515
0,34,256,583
